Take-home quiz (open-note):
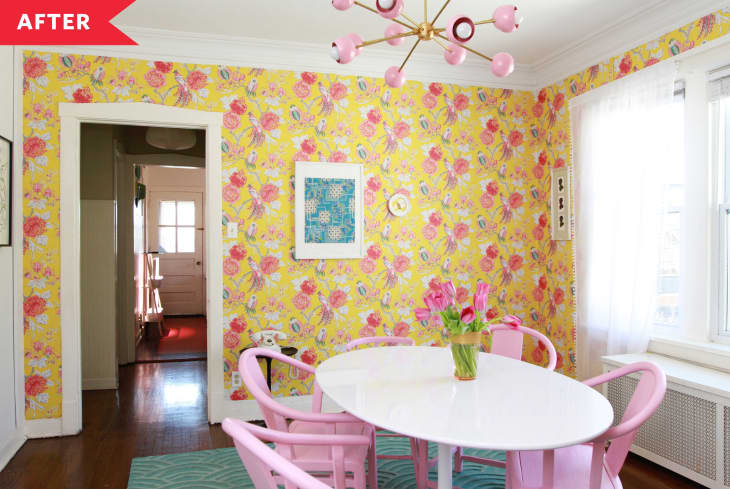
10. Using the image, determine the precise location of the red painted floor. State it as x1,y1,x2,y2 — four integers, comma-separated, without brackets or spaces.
136,316,207,362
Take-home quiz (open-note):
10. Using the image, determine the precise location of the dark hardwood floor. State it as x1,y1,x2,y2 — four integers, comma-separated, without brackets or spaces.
0,360,705,489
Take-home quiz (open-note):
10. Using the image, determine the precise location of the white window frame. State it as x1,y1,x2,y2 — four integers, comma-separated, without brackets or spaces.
712,97,730,344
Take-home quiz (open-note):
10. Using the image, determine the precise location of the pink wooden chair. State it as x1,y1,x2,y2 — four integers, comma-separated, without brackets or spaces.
345,336,423,487
222,417,336,489
445,323,558,478
240,348,377,489
505,361,666,489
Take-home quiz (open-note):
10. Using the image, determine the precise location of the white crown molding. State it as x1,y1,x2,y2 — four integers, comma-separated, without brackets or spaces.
533,0,729,89
22,25,538,91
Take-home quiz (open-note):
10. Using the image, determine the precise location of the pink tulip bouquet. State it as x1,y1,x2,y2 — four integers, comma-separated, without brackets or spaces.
415,280,501,380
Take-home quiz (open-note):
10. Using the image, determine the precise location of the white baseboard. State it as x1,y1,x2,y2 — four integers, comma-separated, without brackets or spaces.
0,428,25,471
82,377,119,390
25,418,63,438
215,394,343,423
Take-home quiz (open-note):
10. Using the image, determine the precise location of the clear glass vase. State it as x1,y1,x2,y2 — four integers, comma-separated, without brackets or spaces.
450,332,481,380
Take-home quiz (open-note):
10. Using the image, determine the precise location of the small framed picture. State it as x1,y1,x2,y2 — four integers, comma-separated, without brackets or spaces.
0,135,11,247
550,167,571,241
295,162,364,259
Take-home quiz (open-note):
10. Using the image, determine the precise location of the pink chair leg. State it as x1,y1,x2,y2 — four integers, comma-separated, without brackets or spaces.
367,429,378,489
418,439,429,489
410,437,422,489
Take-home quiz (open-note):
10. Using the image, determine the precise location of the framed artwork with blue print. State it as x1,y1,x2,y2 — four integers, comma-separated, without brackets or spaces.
295,162,364,259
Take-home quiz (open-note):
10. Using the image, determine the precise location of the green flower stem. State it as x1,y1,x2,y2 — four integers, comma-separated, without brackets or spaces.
451,343,478,379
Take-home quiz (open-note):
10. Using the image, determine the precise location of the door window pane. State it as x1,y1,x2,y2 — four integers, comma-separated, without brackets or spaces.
177,227,195,253
159,227,176,253
159,201,176,226
177,201,195,226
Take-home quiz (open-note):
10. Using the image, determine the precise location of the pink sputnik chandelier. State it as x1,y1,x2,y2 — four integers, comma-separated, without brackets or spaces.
330,0,521,87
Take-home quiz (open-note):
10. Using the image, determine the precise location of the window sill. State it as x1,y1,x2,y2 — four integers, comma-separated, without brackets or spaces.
648,336,730,373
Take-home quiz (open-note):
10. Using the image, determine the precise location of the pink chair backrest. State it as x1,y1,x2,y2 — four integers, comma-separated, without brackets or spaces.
488,324,558,371
584,361,666,478
222,418,332,489
345,336,415,351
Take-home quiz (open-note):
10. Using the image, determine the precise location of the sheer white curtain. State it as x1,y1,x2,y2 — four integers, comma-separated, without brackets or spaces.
570,62,679,380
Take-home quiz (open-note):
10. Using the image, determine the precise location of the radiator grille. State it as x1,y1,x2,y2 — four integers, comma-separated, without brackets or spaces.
607,375,717,480
724,406,730,487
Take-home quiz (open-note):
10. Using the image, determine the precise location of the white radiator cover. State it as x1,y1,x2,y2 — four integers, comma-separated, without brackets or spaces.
602,353,730,489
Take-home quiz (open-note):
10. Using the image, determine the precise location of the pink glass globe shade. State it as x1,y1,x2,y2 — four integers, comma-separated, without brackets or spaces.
331,35,358,64
493,5,522,33
385,23,406,46
491,52,514,77
348,33,364,54
376,0,404,19
332,0,354,10
446,15,475,43
384,66,406,88
444,45,467,65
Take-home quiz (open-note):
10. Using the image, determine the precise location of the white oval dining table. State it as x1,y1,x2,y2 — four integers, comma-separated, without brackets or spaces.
315,346,614,489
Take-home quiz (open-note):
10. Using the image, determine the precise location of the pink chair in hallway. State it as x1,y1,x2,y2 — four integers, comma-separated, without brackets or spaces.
505,361,666,489
345,336,423,488
222,417,337,489
239,348,377,489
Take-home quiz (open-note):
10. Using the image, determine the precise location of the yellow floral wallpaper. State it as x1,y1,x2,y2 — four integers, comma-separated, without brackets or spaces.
21,6,730,420
22,52,570,419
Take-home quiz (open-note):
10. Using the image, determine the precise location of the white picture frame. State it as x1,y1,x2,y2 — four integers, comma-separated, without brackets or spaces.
295,162,364,259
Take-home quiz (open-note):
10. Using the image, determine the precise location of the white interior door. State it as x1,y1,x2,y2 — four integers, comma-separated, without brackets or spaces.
148,191,205,316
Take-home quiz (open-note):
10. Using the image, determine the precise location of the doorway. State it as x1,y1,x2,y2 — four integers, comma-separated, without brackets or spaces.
58,103,224,436
137,166,208,362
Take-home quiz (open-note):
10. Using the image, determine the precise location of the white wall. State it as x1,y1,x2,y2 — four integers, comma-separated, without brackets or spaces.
0,46,24,470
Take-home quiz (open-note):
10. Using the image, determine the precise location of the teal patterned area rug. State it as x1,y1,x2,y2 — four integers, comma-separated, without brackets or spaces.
127,435,505,489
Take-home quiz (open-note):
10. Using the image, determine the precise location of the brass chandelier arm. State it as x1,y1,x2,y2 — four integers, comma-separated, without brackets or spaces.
399,39,421,71
435,33,493,61
430,0,451,25
400,12,421,28
424,0,428,23
357,30,419,48
431,37,451,51
353,1,415,30
475,19,496,25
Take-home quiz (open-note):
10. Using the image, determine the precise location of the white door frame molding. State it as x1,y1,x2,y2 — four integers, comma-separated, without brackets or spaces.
57,102,223,435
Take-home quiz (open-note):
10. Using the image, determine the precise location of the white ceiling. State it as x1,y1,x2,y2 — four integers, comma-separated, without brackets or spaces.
97,0,728,89
116,0,663,65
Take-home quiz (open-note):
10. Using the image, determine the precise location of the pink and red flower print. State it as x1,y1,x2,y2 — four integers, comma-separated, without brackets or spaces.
230,389,247,400
301,279,317,295
366,177,381,192
553,287,565,305
230,316,247,333
293,292,310,310
293,80,311,98
429,83,443,96
367,109,382,124
429,212,443,227
301,72,317,85
330,82,347,100
301,139,317,155
453,158,469,175
229,245,246,261
508,192,523,209
223,184,241,203
508,130,523,147
367,245,382,260
486,245,499,259
393,121,410,139
260,256,279,275
223,257,240,276
329,289,347,308
428,146,443,161
421,158,437,175
552,92,565,111
230,98,248,115
422,93,438,109
23,216,46,238
24,57,47,79
223,112,240,130
618,54,633,75
479,129,495,145
454,93,469,111
486,181,499,196
301,349,317,365
23,295,46,317
223,330,240,349
508,254,523,271
25,375,47,397
154,61,173,73
480,193,494,209
229,171,247,188
261,112,279,131
359,121,377,138
187,70,208,90
144,69,165,88
366,312,382,328
393,322,410,337
260,184,279,203
359,258,377,274
454,222,469,240
23,137,46,158
486,118,499,133
393,255,410,273
422,224,438,240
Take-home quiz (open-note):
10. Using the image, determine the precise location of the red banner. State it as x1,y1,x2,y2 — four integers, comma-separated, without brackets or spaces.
0,0,137,45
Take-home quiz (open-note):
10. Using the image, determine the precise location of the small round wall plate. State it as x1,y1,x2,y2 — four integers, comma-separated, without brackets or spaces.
388,193,410,217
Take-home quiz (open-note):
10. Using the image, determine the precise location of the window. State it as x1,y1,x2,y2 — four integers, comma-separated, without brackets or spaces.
654,94,685,327
714,89,730,337
158,200,196,253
